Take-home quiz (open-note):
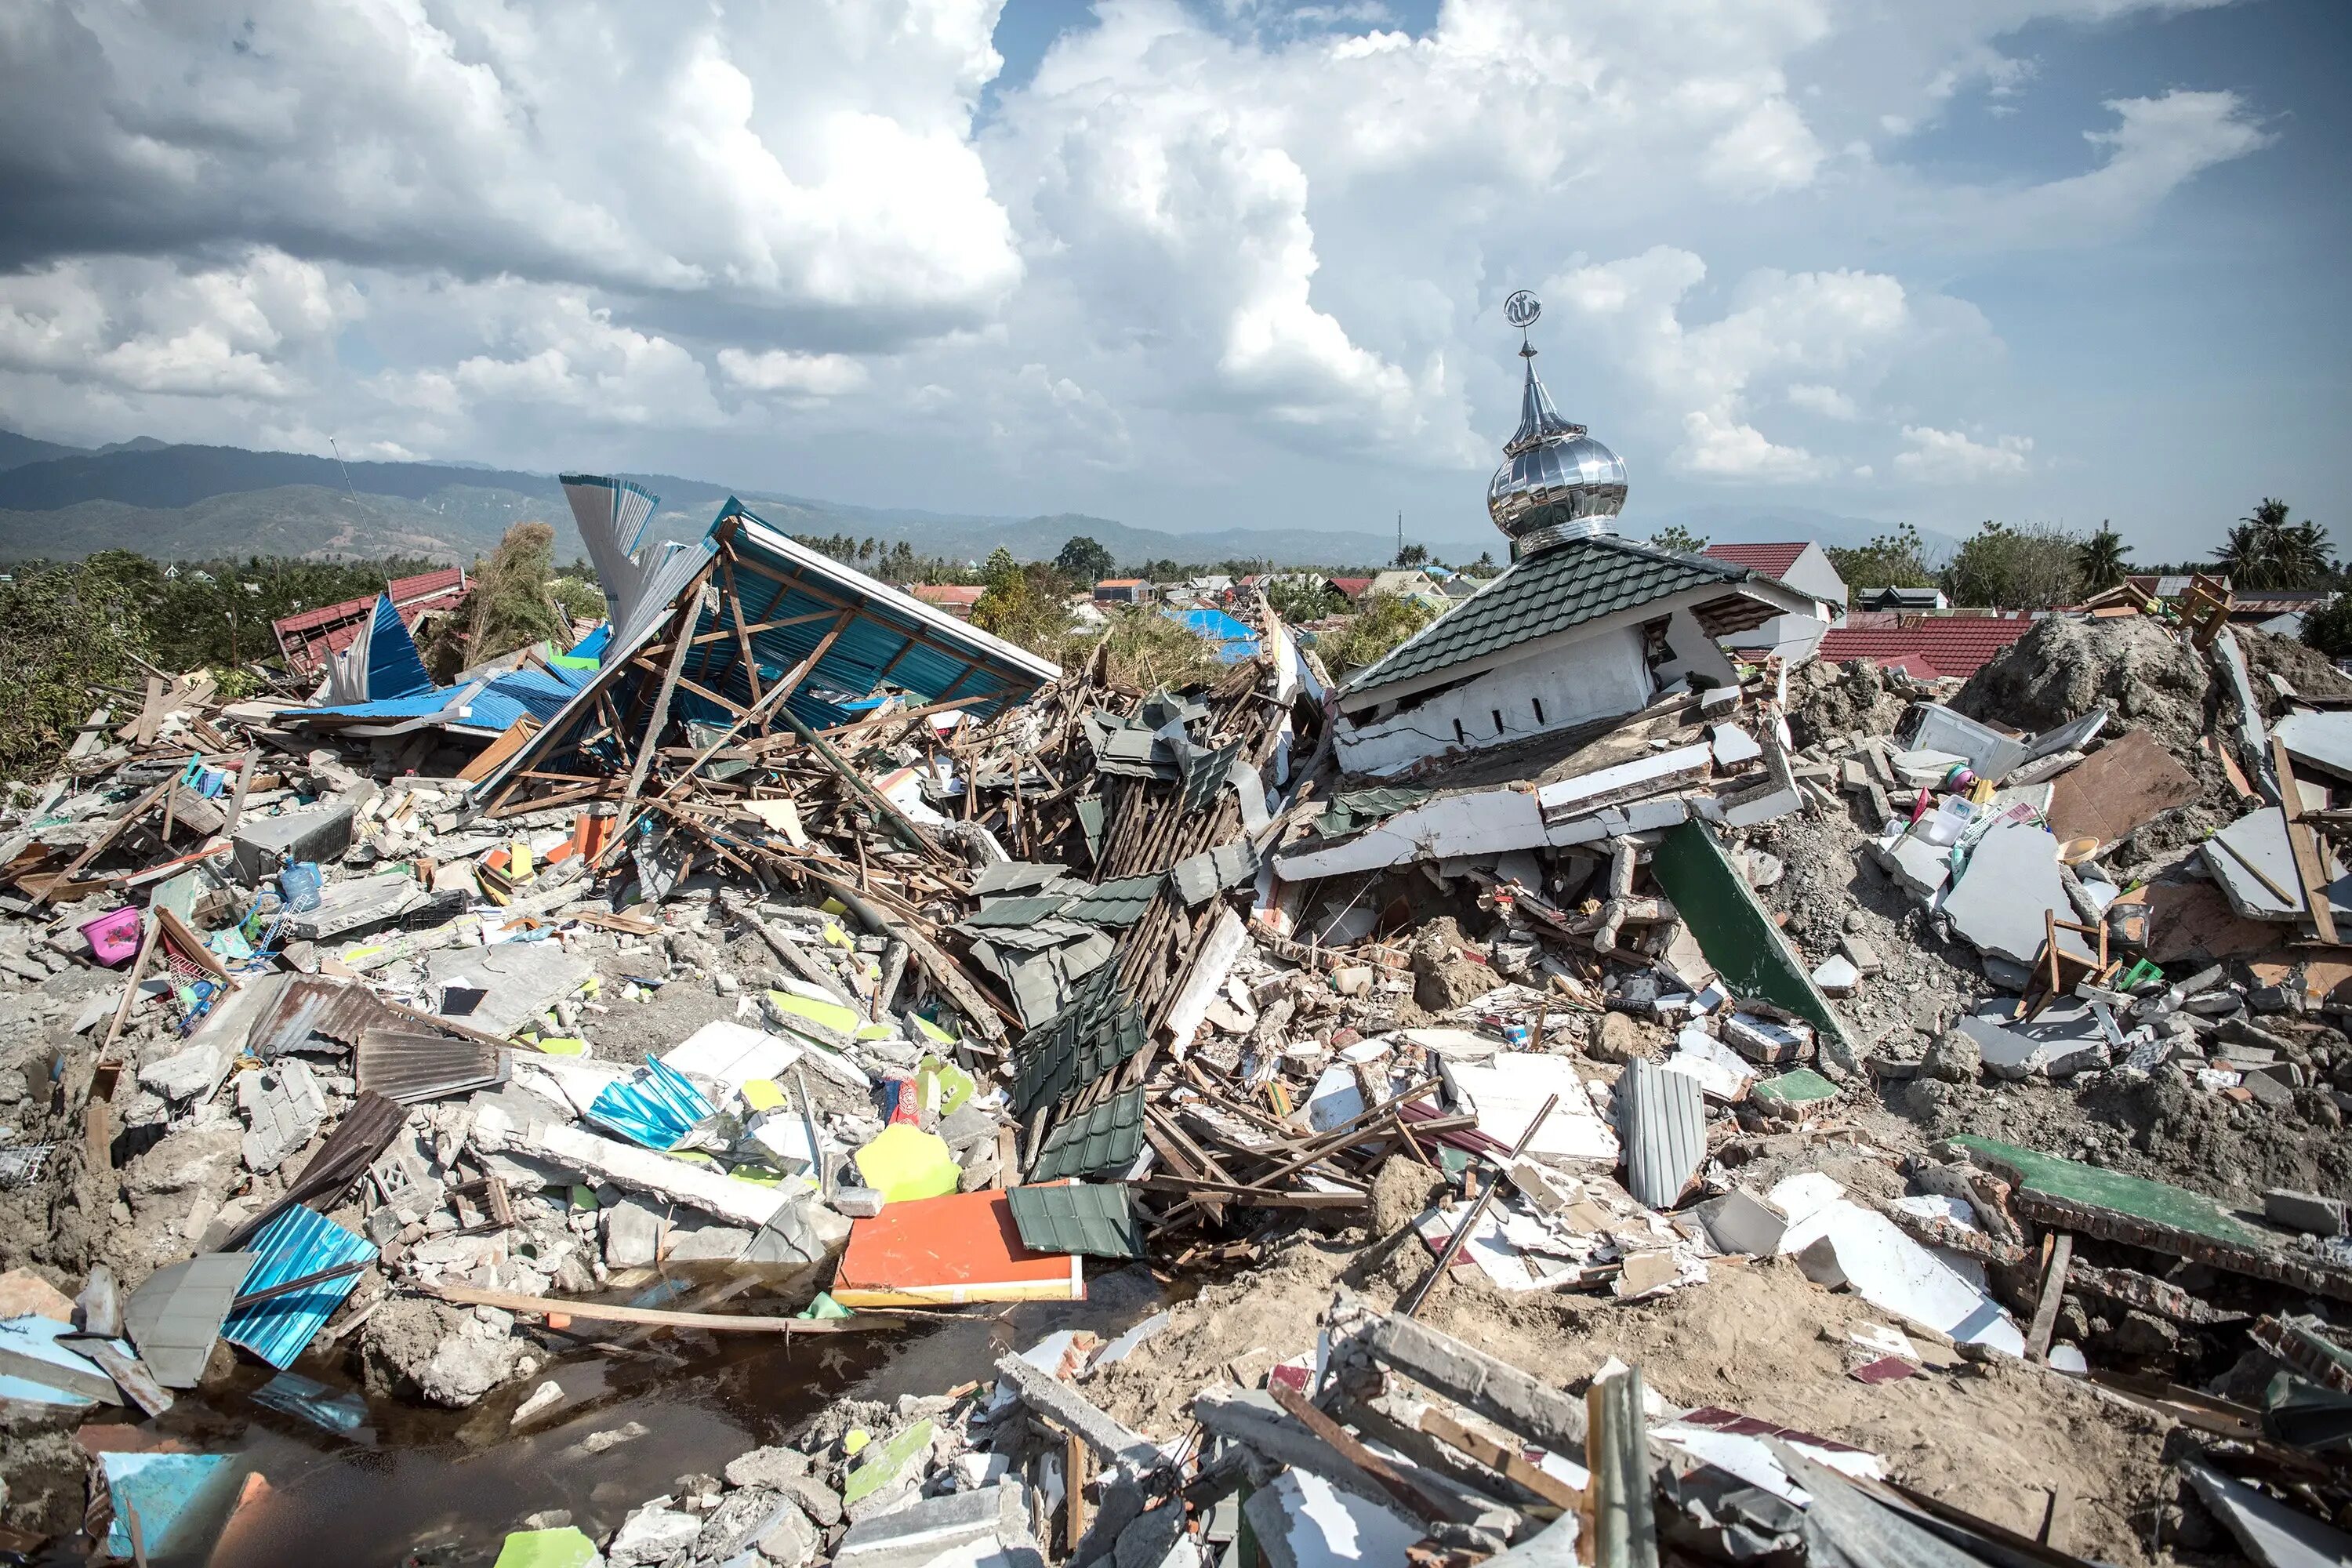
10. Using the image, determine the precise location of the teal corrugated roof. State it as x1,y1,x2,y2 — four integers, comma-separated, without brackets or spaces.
1343,536,1753,698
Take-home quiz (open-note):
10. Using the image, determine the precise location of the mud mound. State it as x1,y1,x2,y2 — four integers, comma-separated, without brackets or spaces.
2238,623,2352,714
1786,659,1921,752
1953,615,2212,756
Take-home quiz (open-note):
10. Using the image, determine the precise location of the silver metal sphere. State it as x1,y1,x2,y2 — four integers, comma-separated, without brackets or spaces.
1486,348,1627,550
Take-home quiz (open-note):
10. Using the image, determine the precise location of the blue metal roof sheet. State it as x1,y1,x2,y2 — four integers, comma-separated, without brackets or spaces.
220,1206,375,1369
1166,605,1258,662
673,504,1058,728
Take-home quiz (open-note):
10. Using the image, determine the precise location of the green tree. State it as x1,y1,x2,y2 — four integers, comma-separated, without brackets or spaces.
1941,521,2084,610
2300,594,2352,659
2076,523,2131,591
1054,535,1116,583
0,555,155,778
1827,524,1934,591
1394,542,1430,568
1266,578,1345,622
419,521,570,681
972,559,1076,655
2219,498,2334,590
1318,593,1439,676
1646,524,1709,554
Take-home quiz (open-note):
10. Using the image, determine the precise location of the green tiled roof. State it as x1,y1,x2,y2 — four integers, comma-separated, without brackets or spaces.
1007,1182,1147,1258
1028,1087,1147,1181
1344,536,1753,698
1060,873,1164,930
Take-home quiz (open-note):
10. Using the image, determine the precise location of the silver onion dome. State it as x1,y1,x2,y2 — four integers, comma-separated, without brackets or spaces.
1486,322,1628,557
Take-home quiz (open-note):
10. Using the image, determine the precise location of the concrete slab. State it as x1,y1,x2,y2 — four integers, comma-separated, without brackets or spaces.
2202,808,2352,923
2274,710,2352,781
285,871,427,941
1943,822,2092,965
2262,1189,2347,1237
834,1482,1033,1568
431,942,597,1037
1872,833,1951,902
1809,956,1859,996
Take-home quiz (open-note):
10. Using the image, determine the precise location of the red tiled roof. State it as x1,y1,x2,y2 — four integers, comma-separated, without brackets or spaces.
909,584,982,604
1329,576,1374,598
1817,615,2032,679
1702,542,1808,579
271,567,469,671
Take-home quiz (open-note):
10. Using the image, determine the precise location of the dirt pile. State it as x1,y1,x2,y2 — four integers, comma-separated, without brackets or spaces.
1955,615,2214,753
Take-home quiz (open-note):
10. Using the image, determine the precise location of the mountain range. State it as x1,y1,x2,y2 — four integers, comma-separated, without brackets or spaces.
0,429,1934,570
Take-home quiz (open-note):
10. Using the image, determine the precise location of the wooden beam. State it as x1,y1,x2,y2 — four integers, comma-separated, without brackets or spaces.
724,550,1040,702
614,597,702,840
2271,735,2340,944
2026,1232,2074,1363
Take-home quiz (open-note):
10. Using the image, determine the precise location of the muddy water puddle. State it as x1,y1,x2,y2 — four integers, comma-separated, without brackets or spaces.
74,1271,1167,1566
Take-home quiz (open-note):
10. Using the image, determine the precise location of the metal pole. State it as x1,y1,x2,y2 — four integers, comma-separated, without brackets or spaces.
1398,1091,1558,1318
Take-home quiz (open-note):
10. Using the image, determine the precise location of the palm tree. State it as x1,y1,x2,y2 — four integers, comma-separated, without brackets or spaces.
2219,498,2335,590
2076,523,2130,590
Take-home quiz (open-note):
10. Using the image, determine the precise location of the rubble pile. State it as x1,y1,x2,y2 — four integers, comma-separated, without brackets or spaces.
0,510,2348,1567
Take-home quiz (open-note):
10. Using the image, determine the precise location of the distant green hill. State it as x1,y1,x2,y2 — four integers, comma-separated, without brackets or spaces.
0,432,1428,570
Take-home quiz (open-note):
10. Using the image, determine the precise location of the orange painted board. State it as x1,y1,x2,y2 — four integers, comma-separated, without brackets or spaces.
830,1189,1084,1308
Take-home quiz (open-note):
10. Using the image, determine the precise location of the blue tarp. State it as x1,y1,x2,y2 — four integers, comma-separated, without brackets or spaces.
220,1206,375,1369
1166,605,1259,662
294,648,594,735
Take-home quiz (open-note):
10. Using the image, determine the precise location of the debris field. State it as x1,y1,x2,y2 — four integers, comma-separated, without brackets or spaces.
0,479,2346,1568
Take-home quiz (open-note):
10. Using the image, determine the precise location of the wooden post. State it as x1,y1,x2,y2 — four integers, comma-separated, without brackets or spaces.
2025,1232,2074,1363
2272,735,2340,945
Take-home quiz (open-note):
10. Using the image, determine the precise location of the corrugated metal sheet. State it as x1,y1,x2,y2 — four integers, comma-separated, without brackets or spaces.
1007,1182,1146,1258
247,976,397,1060
354,1029,509,1103
586,1057,715,1149
673,506,1056,732
1616,1058,1706,1209
220,1208,375,1370
123,1254,255,1388
222,1090,407,1250
1029,1087,1147,1181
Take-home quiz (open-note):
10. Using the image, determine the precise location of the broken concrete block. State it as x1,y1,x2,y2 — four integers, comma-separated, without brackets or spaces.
840,1418,935,1522
1838,935,1883,976
834,1482,1033,1568
1696,1187,1788,1255
284,871,428,941
2263,1189,2348,1237
662,1224,752,1265
724,1446,811,1490
1955,1012,2039,1081
1872,833,1951,902
606,1501,702,1567
604,1198,662,1269
232,804,356,884
237,1058,326,1175
1809,955,1859,997
137,1038,232,1103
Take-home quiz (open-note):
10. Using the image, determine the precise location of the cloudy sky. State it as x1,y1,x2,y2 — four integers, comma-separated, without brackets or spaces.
0,0,2342,557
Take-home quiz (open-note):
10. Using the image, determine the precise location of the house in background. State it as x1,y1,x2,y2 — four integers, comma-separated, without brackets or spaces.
1816,612,2034,679
908,583,982,620
1700,542,1846,664
1365,568,1450,611
1853,585,1949,612
272,565,470,675
1092,578,1157,606
1327,575,1375,604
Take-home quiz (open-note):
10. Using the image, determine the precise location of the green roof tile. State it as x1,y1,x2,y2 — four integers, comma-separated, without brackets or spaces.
1344,536,1752,697
1060,873,1164,930
1028,1087,1147,1181
1007,1183,1147,1258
